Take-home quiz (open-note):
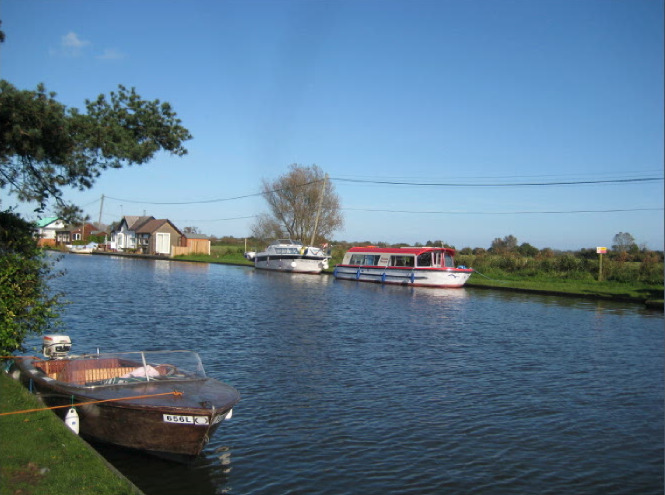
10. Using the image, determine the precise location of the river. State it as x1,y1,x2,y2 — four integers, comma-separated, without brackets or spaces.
41,253,663,494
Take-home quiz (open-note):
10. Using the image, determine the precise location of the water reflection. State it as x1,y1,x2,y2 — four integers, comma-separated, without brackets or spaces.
466,284,662,317
92,442,227,494
42,255,663,495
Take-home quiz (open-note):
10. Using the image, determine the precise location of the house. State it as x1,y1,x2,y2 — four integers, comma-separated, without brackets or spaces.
35,217,66,247
135,219,184,256
56,223,100,245
110,216,184,256
110,216,155,252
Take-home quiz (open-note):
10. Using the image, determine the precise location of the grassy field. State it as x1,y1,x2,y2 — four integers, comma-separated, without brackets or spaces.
174,245,663,308
0,370,142,495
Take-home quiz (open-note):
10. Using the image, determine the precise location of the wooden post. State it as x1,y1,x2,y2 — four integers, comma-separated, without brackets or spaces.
596,247,607,281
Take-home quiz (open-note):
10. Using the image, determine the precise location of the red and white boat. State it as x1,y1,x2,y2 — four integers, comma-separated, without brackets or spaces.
333,246,473,288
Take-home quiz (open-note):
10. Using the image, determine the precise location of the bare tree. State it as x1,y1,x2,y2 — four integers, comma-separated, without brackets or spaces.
252,164,343,244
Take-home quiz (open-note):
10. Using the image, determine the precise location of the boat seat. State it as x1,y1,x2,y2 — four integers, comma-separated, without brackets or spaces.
82,367,135,384
35,359,168,385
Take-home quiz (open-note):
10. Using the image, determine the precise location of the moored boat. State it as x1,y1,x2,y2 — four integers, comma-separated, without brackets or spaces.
333,245,473,288
247,239,331,274
67,244,95,254
9,335,240,462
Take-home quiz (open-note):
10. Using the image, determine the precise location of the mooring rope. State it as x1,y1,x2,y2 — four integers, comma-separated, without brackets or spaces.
470,269,509,283
0,390,184,417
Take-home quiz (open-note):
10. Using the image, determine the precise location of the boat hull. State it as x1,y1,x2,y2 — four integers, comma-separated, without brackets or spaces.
11,356,239,461
254,255,329,274
333,265,472,288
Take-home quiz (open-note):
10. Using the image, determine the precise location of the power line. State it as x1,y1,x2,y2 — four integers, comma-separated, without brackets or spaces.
101,176,661,206
342,207,663,215
332,177,663,187
104,179,323,205
104,191,264,205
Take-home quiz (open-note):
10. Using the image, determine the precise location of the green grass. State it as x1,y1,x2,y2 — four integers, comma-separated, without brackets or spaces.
467,271,663,305
175,245,252,265
0,371,141,495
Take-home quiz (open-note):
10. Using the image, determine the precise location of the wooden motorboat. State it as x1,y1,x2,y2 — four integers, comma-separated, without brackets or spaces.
10,335,240,462
334,245,474,288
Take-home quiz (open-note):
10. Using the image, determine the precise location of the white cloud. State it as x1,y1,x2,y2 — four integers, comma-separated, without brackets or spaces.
55,31,91,57
62,31,90,49
96,48,125,60
51,32,123,61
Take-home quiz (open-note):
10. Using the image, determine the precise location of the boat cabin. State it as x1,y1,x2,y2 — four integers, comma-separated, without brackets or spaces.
268,239,304,255
342,247,456,269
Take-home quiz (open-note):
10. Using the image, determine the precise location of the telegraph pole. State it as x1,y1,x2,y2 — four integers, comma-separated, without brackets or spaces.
98,194,105,226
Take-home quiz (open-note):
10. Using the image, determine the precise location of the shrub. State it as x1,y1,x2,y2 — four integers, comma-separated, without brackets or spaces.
0,210,63,354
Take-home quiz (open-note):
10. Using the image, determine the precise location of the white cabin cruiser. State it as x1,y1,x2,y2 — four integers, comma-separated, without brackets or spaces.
248,239,330,274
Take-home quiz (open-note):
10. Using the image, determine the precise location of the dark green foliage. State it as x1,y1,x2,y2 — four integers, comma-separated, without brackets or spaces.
0,209,63,354
0,80,192,215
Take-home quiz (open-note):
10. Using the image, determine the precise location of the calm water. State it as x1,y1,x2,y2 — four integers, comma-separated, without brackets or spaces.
41,253,663,494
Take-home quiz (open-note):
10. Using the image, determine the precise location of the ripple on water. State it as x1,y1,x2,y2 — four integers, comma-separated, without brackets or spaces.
44,255,664,495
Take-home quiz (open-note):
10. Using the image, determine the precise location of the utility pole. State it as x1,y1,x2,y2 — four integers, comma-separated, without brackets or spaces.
98,194,105,227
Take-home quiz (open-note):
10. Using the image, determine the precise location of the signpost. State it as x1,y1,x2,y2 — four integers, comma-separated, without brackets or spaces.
597,247,607,281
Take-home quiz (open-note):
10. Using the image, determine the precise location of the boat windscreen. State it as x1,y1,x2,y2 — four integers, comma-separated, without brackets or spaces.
44,351,207,387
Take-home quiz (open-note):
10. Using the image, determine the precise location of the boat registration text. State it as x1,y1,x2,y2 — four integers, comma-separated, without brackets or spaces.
163,414,210,425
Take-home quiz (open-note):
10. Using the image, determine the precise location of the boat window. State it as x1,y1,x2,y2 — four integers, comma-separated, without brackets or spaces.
276,247,299,254
365,255,380,265
349,254,380,265
390,255,414,267
349,254,363,264
417,252,432,267
444,253,454,267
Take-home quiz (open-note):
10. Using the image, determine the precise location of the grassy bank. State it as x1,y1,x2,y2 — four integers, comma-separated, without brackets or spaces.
466,271,663,306
174,245,663,308
0,370,142,495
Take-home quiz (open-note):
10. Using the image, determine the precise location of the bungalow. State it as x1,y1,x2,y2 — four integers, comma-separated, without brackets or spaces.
56,223,100,245
110,216,154,252
135,219,184,256
35,217,66,247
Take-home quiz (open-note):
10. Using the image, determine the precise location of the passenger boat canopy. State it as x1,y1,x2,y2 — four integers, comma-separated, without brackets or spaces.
343,246,456,269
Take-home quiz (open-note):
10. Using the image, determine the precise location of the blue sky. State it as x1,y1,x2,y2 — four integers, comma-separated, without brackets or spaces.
1,0,663,250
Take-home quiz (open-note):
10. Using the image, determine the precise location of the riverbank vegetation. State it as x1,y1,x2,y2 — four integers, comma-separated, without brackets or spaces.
0,371,141,494
0,211,64,355
175,236,663,307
